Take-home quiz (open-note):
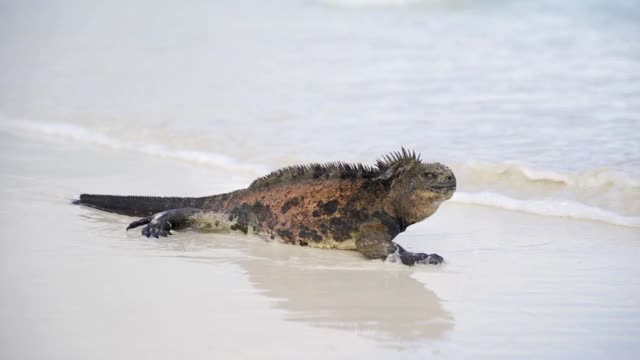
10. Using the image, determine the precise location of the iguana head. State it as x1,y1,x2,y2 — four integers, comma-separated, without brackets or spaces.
377,149,456,224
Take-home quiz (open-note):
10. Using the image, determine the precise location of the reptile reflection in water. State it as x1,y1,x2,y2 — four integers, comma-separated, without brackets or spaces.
116,223,455,343
237,242,454,343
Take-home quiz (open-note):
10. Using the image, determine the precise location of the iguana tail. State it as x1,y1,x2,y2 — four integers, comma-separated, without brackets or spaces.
73,194,209,217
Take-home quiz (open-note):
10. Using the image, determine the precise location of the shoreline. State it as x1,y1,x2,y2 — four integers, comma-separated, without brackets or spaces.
1,123,638,230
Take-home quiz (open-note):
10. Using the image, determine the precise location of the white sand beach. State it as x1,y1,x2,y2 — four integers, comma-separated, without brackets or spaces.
1,132,638,359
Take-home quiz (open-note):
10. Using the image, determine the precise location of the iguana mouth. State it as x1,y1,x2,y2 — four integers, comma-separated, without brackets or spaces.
431,185,456,193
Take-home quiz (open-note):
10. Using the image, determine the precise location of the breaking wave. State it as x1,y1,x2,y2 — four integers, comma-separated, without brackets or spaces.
1,116,638,228
451,192,640,228
450,161,640,227
455,161,639,190
0,118,270,174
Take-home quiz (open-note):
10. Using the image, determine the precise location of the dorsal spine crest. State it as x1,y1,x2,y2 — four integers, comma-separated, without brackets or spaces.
248,147,423,189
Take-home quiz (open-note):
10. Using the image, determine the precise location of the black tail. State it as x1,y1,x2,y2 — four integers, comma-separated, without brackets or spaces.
73,194,209,217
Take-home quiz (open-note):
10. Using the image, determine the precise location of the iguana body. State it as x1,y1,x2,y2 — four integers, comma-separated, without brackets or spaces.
75,149,456,265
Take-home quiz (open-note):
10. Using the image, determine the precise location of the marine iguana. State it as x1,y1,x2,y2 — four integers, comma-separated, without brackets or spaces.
74,148,456,266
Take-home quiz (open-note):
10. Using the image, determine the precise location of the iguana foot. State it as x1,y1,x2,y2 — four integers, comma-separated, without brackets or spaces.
127,212,173,238
385,244,444,266
144,216,173,238
401,252,444,266
126,208,203,238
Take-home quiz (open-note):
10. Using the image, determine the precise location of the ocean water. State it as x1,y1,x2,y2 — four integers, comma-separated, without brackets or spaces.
1,0,639,227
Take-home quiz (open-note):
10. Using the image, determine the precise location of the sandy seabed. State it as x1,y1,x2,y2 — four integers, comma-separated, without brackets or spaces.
1,132,638,360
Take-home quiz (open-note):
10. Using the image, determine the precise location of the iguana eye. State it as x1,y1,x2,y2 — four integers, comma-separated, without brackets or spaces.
424,172,435,179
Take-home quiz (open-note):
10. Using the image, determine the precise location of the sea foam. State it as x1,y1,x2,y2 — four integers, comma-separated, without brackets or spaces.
0,118,269,174
452,192,640,228
451,161,640,223
457,160,639,191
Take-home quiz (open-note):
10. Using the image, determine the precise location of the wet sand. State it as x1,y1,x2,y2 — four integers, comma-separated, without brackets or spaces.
1,132,639,359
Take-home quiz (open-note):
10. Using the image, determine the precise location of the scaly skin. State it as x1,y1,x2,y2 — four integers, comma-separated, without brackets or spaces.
75,148,456,265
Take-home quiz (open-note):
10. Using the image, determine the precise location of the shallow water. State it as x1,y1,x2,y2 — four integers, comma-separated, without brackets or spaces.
1,0,640,358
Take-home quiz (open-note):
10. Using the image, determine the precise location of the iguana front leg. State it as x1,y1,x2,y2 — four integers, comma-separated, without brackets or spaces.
356,219,444,266
391,244,444,266
126,208,232,238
